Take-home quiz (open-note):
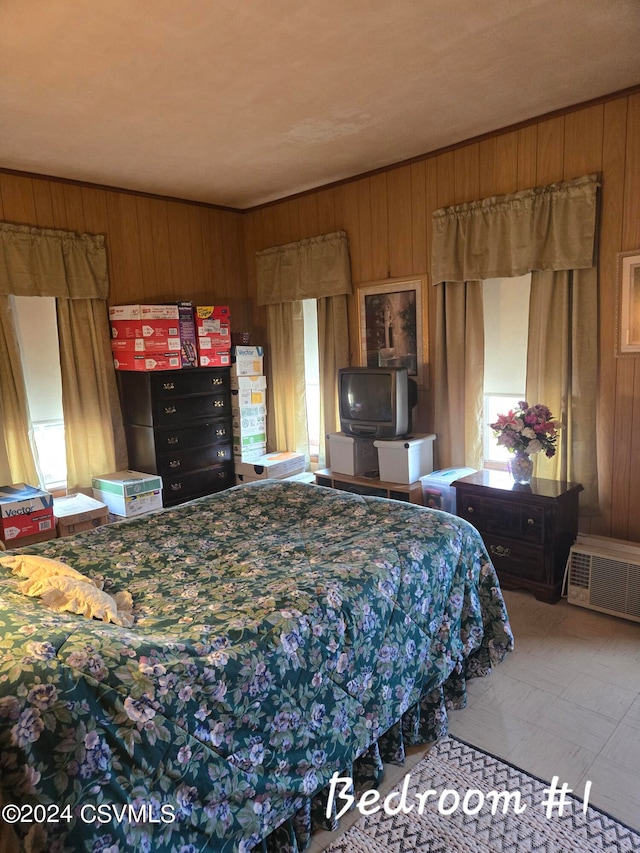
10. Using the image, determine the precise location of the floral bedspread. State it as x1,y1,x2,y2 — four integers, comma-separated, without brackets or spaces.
0,480,513,853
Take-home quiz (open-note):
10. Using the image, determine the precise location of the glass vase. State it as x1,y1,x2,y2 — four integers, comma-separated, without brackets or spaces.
508,451,533,485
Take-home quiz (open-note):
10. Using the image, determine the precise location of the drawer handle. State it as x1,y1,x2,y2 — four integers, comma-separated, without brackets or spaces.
163,382,175,391
169,460,181,468
215,427,226,436
213,400,224,408
490,544,511,558
216,450,227,458
170,482,183,491
211,377,223,386
217,470,227,479
466,506,474,513
167,436,179,445
164,406,177,415
527,518,535,525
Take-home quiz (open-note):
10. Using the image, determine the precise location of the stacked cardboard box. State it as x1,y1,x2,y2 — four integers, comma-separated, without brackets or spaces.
54,493,109,537
235,451,306,484
110,304,182,372
231,345,267,461
195,305,231,367
0,483,56,547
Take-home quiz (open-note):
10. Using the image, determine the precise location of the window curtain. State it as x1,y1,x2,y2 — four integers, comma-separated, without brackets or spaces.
431,174,599,510
0,222,127,490
256,231,352,466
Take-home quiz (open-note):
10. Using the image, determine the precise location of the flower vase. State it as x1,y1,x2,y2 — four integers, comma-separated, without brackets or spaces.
508,452,533,485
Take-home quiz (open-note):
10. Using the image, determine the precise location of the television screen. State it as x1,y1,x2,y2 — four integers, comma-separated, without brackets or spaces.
341,372,393,422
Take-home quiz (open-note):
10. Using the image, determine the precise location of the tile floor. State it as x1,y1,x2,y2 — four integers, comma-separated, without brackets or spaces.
309,589,640,851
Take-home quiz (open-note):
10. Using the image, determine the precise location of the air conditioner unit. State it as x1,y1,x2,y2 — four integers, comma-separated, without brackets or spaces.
566,534,640,623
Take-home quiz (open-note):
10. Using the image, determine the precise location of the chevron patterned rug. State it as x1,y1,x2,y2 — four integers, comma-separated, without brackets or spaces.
323,737,640,852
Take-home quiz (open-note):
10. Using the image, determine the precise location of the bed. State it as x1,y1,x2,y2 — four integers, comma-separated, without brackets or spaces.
0,479,513,853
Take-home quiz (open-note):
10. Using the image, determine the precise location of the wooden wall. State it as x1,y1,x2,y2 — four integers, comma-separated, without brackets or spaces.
0,175,249,324
1,90,639,541
243,91,640,543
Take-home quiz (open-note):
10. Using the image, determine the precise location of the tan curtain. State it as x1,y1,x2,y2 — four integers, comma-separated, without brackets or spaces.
526,267,599,512
433,282,484,469
257,231,352,464
0,222,124,490
0,295,39,484
431,175,599,507
56,299,127,490
432,174,599,285
317,295,350,468
265,302,309,460
256,231,351,304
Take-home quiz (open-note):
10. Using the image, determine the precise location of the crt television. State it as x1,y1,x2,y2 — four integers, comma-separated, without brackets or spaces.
338,367,417,439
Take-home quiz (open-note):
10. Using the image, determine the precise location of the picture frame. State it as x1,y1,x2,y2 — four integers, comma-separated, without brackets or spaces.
358,277,426,387
616,249,640,357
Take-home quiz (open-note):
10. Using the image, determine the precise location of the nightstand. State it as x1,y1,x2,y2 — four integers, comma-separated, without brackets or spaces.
453,470,583,603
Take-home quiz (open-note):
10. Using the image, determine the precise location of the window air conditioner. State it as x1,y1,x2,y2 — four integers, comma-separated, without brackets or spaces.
566,534,640,623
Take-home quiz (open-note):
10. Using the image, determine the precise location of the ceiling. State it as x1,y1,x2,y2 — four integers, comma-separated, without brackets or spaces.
2,1,640,210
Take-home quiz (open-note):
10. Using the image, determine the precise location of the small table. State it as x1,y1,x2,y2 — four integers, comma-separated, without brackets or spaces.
453,470,582,603
314,469,423,504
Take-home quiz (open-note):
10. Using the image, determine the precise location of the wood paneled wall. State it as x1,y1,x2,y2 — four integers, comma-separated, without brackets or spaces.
243,91,640,542
0,175,249,325
1,91,639,540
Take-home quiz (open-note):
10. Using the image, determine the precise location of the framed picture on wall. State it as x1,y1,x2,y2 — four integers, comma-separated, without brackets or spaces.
358,277,426,387
616,249,640,356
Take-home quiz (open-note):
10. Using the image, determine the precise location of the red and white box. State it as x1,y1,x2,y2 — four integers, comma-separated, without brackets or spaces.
109,304,181,352
198,349,231,367
113,352,182,372
197,323,231,349
195,306,231,329
0,483,55,542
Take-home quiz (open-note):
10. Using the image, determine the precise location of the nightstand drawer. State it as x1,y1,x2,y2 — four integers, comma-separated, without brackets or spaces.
483,534,543,581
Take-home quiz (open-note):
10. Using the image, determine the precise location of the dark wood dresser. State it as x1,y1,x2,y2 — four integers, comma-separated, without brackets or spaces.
118,368,234,507
453,470,582,603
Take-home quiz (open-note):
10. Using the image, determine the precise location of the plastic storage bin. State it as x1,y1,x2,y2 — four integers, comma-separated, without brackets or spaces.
374,433,435,484
327,433,378,476
420,467,477,514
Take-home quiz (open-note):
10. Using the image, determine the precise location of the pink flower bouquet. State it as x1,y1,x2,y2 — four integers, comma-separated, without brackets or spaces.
490,401,562,458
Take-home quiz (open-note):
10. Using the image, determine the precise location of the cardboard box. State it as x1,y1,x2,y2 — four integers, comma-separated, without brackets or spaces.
196,323,231,348
198,349,231,367
233,440,267,461
2,528,57,549
0,483,55,542
232,405,267,437
176,302,198,368
327,433,378,477
231,345,264,377
421,467,477,514
54,493,109,537
195,305,231,325
230,375,267,407
93,488,163,518
92,471,163,517
374,433,436,484
113,352,182,371
109,304,180,348
235,451,306,481
110,336,181,354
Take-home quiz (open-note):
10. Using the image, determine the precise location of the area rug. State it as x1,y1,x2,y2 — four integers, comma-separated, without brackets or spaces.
323,736,640,852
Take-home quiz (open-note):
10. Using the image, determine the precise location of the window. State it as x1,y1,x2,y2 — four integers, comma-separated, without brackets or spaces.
482,274,531,468
12,296,66,490
302,299,321,460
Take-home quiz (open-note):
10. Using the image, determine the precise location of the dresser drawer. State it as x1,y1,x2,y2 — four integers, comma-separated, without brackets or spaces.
482,533,543,581
162,464,234,505
457,491,545,545
149,369,229,398
152,392,230,425
155,421,231,453
156,443,232,477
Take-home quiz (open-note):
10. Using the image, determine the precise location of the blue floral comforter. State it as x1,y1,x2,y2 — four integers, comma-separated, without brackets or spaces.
0,480,513,852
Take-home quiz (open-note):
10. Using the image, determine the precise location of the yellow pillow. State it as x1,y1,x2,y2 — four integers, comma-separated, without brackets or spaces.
0,554,101,587
20,575,134,628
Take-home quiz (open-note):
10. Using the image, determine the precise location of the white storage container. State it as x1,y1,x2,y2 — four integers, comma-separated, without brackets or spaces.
327,433,378,477
420,467,477,514
374,433,435,484
91,470,163,518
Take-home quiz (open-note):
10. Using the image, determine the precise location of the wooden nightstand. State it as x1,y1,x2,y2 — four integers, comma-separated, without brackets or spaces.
453,470,583,603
